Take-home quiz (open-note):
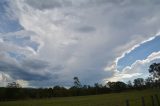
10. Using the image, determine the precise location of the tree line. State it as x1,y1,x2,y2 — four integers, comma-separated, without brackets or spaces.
0,62,160,101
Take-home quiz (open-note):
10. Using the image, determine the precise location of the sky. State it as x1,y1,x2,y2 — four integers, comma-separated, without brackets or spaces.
0,0,160,87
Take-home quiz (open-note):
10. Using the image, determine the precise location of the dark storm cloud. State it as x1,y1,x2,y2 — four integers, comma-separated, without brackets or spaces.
0,60,51,81
22,59,49,70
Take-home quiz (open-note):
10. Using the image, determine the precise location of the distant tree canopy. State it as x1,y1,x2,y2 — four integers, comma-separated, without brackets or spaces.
149,63,160,79
107,81,126,91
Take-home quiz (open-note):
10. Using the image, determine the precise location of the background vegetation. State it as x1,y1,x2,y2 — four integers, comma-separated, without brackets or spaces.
0,89,159,106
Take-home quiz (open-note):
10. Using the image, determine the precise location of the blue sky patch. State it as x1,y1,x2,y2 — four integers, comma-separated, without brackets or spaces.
0,0,23,33
117,35,160,71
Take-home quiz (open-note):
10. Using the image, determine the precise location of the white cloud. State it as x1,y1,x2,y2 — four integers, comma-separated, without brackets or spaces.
107,51,160,82
16,80,29,88
0,72,29,87
0,72,12,87
105,34,160,72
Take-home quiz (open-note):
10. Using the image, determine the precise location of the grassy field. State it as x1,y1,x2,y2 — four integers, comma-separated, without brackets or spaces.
0,89,159,106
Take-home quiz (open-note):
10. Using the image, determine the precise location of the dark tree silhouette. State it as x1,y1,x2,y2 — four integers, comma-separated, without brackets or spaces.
133,78,144,88
149,63,160,79
127,80,133,88
145,77,153,88
107,81,126,91
73,77,82,88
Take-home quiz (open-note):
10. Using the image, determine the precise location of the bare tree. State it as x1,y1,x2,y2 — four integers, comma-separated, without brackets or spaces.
7,82,22,88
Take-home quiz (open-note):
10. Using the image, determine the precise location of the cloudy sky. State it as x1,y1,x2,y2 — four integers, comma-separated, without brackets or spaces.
0,0,160,87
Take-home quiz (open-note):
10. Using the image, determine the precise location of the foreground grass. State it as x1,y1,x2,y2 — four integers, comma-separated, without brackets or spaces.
0,89,159,106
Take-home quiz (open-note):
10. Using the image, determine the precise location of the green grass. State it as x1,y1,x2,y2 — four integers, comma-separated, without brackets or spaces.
0,89,159,106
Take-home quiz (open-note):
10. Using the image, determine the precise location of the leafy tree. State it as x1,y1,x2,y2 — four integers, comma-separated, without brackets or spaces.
53,86,62,90
149,63,160,80
94,83,103,88
127,80,133,88
133,78,144,88
70,77,82,96
107,81,126,91
115,81,127,90
145,77,153,88
94,83,102,94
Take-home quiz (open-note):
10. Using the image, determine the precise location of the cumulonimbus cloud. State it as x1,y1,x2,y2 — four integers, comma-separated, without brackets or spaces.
0,0,160,87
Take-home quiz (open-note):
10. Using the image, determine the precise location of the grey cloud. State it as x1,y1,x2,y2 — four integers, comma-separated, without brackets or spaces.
25,0,71,10
76,26,96,33
93,0,160,6
92,0,126,5
22,59,49,70
51,65,64,71
0,59,51,81
29,78,68,87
